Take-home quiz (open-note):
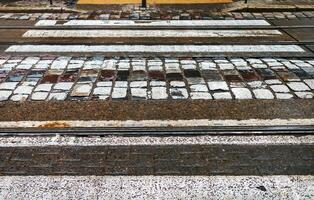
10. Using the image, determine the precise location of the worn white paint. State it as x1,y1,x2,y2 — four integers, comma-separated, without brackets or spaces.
5,45,305,53
0,118,312,129
56,20,271,26
23,29,282,38
35,20,57,26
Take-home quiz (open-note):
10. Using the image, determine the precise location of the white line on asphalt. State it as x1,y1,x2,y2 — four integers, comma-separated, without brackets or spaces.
5,45,305,53
35,19,271,26
0,118,312,128
23,29,282,38
0,176,312,199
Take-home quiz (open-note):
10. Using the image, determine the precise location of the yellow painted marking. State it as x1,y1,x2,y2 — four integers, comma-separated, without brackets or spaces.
148,0,232,4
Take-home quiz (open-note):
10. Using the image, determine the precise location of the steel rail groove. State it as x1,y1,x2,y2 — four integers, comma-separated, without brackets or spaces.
0,125,313,136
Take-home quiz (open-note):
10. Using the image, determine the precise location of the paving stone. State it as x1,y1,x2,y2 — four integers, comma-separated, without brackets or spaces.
48,92,67,101
294,92,314,99
265,79,282,84
247,81,266,89
231,88,252,99
275,93,294,99
199,61,216,70
287,82,311,91
10,94,28,101
96,81,113,87
270,85,290,93
218,63,235,70
207,81,229,91
186,78,205,85
0,90,12,101
0,82,18,90
114,81,128,88
170,81,185,88
34,84,52,92
112,87,127,99
170,88,188,99
213,92,232,99
13,85,33,95
131,88,147,99
71,83,93,97
151,87,168,100
31,92,49,101
229,82,247,88
54,82,73,91
190,84,208,92
253,89,274,99
190,92,212,100
93,87,111,96
21,81,37,86
304,79,314,89
150,81,166,87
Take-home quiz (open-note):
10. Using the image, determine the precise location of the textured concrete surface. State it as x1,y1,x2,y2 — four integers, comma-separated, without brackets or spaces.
0,176,313,199
0,135,313,175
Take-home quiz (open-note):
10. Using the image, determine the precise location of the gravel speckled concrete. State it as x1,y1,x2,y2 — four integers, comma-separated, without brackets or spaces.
0,135,313,146
0,176,313,199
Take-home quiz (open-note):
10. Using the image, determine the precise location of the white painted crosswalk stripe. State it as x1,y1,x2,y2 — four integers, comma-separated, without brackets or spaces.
35,20,271,26
23,29,282,38
5,45,305,53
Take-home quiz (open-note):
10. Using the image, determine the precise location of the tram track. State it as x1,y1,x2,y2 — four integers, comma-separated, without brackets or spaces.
0,125,313,136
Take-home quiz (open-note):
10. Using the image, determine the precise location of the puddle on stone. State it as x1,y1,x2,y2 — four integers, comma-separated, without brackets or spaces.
80,69,98,77
60,70,79,82
148,71,165,81
256,69,277,80
202,70,223,81
7,70,27,82
77,76,97,83
131,70,147,81
116,70,130,81
27,70,45,78
166,73,183,81
184,69,201,78
0,70,9,81
222,70,242,82
41,74,59,83
274,68,299,81
238,70,260,81
100,70,116,81
290,69,312,79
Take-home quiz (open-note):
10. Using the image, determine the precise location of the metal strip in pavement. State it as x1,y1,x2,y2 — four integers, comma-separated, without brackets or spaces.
35,20,271,27
5,45,305,53
22,30,282,38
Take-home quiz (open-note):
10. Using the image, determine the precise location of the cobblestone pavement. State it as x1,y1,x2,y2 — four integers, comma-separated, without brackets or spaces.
0,10,314,20
0,175,313,199
0,56,313,102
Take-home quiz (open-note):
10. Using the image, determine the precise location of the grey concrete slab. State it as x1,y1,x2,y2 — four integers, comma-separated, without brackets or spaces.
269,19,314,42
0,176,313,200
